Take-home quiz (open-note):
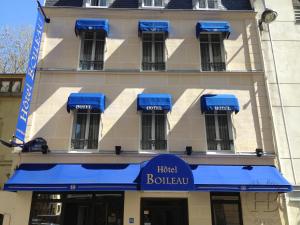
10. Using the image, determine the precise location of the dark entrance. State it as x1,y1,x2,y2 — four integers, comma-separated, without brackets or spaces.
141,198,188,225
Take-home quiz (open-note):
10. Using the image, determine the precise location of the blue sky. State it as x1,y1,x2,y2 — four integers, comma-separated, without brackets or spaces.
0,0,45,27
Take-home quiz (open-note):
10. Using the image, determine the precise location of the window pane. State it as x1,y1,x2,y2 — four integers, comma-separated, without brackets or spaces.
199,0,206,8
200,34,209,42
0,214,3,225
0,81,10,92
208,0,218,8
205,114,217,150
11,81,21,93
144,0,152,6
155,112,166,150
88,112,100,149
218,114,231,150
142,41,152,70
94,40,105,70
200,42,210,71
212,203,241,225
141,113,152,150
74,112,88,149
91,0,99,6
154,0,163,6
99,0,107,6
29,201,62,225
81,39,93,70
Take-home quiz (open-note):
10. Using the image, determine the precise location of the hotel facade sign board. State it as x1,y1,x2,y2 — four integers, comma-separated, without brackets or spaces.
140,154,194,191
15,9,45,142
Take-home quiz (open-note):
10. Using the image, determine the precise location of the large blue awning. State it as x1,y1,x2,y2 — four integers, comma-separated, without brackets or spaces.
67,93,106,113
4,164,140,191
200,94,240,113
137,93,172,111
138,20,169,35
196,21,231,38
192,165,292,192
75,19,109,36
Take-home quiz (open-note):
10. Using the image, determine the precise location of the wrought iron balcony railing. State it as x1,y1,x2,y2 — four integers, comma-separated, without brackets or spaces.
80,60,104,70
207,139,234,151
141,139,167,150
71,139,98,150
142,62,166,71
201,62,226,71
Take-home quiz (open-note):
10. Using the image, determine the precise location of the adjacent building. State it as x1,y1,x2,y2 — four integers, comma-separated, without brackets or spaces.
0,1,293,225
253,1,300,225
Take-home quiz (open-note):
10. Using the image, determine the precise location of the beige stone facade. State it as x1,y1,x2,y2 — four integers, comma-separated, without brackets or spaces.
0,4,293,225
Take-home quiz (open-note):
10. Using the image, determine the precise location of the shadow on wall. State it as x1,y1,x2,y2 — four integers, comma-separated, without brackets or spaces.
30,73,270,153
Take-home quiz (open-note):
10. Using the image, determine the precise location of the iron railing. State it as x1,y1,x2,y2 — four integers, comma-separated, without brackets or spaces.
207,139,234,151
294,6,300,23
142,62,166,71
80,60,103,70
71,139,98,150
141,139,167,150
201,62,226,71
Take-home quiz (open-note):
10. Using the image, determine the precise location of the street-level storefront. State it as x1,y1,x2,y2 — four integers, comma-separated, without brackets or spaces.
4,154,292,225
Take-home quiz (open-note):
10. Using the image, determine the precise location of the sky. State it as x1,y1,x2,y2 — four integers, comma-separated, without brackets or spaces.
0,0,45,28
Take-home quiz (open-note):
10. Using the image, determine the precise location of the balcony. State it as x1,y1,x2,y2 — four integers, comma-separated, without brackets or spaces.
141,139,167,150
71,139,98,150
79,60,103,71
201,62,226,71
294,5,300,23
142,62,166,71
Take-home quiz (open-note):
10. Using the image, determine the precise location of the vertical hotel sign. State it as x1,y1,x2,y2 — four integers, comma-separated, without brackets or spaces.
15,9,45,142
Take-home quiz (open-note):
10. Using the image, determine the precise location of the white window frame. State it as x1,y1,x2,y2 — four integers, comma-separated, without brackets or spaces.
199,32,226,71
141,32,166,71
196,0,219,9
70,109,101,152
204,110,234,151
139,110,168,152
84,0,109,8
141,0,164,8
79,31,105,71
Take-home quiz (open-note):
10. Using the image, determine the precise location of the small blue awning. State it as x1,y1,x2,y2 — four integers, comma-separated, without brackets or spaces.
196,21,231,38
4,164,140,191
200,94,240,113
192,165,293,192
137,93,172,111
138,20,169,36
67,93,105,113
75,19,109,36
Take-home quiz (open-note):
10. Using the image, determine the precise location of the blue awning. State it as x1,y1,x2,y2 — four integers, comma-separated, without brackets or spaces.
196,21,231,38
192,165,292,192
138,20,169,35
67,93,105,113
75,19,109,36
4,164,140,191
200,94,240,113
137,93,172,111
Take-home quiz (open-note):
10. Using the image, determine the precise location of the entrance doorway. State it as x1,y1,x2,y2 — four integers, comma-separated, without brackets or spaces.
141,198,188,225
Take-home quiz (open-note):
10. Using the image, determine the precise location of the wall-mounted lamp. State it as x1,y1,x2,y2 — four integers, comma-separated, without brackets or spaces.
115,146,121,155
186,146,192,156
256,148,263,157
259,8,278,30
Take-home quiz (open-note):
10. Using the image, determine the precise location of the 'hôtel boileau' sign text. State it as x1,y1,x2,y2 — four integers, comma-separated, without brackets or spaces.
140,154,194,191
15,9,45,142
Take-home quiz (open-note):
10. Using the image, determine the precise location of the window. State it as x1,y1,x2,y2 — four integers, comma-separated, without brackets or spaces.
143,0,164,7
293,0,300,23
142,33,165,71
29,193,124,225
88,0,108,7
0,79,22,95
211,193,243,225
197,0,219,9
205,111,233,151
200,33,225,71
72,109,100,150
0,214,3,225
141,110,167,150
80,31,105,71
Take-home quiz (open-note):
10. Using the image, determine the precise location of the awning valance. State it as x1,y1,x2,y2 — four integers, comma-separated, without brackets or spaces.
200,94,240,113
67,93,106,113
4,164,140,191
137,93,172,111
192,165,292,192
75,19,109,36
138,20,169,35
196,21,231,38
